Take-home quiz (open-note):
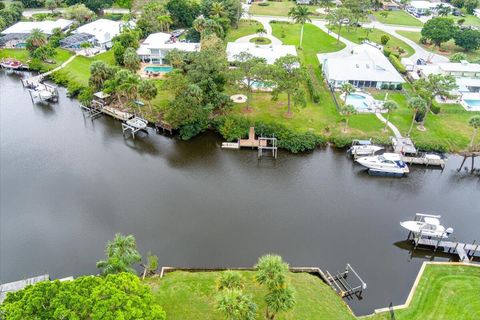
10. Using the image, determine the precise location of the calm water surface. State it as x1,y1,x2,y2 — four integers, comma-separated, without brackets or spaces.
0,73,479,315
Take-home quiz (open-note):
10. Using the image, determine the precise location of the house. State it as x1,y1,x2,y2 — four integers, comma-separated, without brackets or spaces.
66,19,128,50
382,1,400,11
417,61,480,94
406,1,452,16
322,44,405,89
296,0,311,4
0,19,73,48
136,32,200,64
226,42,297,65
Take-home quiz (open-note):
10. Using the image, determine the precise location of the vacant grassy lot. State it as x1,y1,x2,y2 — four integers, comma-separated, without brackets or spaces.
372,10,423,27
328,26,415,57
145,271,355,320
0,47,73,71
249,0,323,17
225,19,262,42
396,30,480,62
448,13,480,27
364,264,480,320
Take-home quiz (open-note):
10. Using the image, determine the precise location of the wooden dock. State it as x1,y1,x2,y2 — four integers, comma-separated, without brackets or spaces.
239,127,267,148
402,155,446,168
102,106,134,121
414,238,479,263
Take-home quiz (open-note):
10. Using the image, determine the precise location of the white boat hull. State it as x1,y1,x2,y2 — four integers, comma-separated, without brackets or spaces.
356,153,409,176
348,146,384,156
400,221,448,238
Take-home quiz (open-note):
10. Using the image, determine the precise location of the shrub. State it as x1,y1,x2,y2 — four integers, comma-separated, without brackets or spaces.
214,115,250,142
306,66,321,103
389,84,396,90
381,83,389,90
380,34,390,45
383,47,392,57
67,82,85,97
331,136,352,148
430,102,441,114
396,83,403,90
419,36,428,44
388,54,406,74
450,52,467,62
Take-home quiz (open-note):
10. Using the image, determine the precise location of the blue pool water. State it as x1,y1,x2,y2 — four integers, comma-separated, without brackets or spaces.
144,66,173,73
251,81,274,89
345,93,370,110
464,99,480,107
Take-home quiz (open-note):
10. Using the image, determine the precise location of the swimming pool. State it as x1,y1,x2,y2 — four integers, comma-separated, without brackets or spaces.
251,81,274,89
461,96,480,111
144,66,173,73
464,99,480,107
345,93,370,111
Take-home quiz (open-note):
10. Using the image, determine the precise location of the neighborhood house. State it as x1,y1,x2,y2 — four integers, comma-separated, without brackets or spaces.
226,42,297,65
406,1,452,16
136,32,200,64
61,19,129,50
0,19,73,48
322,43,405,89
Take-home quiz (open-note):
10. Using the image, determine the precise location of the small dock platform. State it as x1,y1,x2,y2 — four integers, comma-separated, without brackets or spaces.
239,127,267,148
324,264,366,298
102,106,134,121
402,155,446,168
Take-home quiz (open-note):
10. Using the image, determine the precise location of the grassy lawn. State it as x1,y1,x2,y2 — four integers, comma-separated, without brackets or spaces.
144,271,355,320
225,19,262,42
448,14,480,27
0,47,73,71
249,1,324,17
364,264,480,320
328,26,415,57
396,30,480,62
372,10,423,27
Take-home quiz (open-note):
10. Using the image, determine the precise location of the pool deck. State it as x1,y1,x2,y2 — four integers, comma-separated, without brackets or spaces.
139,63,171,79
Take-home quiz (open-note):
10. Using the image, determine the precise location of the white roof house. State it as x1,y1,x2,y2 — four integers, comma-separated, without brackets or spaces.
72,19,124,49
407,1,453,15
1,19,73,35
226,42,297,65
323,44,405,89
137,32,200,64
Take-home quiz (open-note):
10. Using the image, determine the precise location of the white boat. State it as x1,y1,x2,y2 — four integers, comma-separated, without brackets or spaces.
126,117,148,130
347,139,384,156
400,217,453,238
355,153,409,176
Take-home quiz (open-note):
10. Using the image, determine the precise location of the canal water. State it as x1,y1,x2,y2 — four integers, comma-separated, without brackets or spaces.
0,72,478,315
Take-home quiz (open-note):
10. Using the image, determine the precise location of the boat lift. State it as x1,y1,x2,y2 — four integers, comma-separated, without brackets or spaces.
324,264,367,299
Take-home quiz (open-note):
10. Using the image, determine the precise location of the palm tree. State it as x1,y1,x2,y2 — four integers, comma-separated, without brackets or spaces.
123,47,141,72
139,80,158,113
210,2,227,18
157,14,173,32
468,115,480,148
26,28,47,52
340,104,357,132
288,6,312,49
193,16,207,34
265,288,296,320
341,82,355,103
382,100,399,131
89,61,111,91
96,233,142,275
120,74,141,108
407,96,427,136
216,289,257,320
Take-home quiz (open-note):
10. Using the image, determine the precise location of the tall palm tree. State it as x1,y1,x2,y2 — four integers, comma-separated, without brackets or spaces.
139,80,158,113
468,115,480,148
407,96,427,136
158,14,173,32
96,233,142,275
193,16,207,34
210,2,227,18
89,61,110,90
341,82,355,103
382,100,399,131
26,28,47,52
288,6,312,49
340,104,357,132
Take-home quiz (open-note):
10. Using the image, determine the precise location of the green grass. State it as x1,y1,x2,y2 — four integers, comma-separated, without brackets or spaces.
225,20,262,42
396,30,480,62
249,1,324,17
328,26,415,57
270,22,346,65
144,271,355,320
448,14,480,27
0,47,73,71
372,10,423,27
364,264,480,320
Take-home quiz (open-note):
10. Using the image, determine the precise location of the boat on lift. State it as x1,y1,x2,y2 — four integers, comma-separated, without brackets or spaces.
126,117,148,130
347,139,384,156
355,153,409,176
400,216,453,238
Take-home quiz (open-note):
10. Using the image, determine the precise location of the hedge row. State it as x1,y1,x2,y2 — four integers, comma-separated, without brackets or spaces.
388,54,406,74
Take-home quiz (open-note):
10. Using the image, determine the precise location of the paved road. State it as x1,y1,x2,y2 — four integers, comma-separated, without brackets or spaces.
235,16,283,45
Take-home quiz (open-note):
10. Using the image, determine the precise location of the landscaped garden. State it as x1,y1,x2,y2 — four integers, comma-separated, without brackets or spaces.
372,10,423,27
396,30,480,62
225,19,263,42
249,0,324,17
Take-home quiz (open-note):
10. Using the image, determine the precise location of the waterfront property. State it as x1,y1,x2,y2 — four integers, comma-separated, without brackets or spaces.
406,1,453,16
0,19,73,48
226,42,297,65
322,44,405,89
136,32,200,64
64,19,130,50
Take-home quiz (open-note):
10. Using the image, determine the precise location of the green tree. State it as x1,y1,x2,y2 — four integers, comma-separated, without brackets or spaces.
341,82,355,104
327,7,352,43
453,28,480,52
272,55,306,116
468,115,480,147
210,1,228,18
89,60,114,91
217,271,245,291
96,233,142,275
137,0,168,36
380,34,390,45
464,0,479,14
232,52,270,111
319,0,333,12
342,0,370,27
26,28,47,52
138,79,158,112
288,5,312,49
436,3,451,16
63,3,95,23
407,96,427,136
45,0,58,13
166,0,201,28
123,47,141,72
216,289,257,320
157,13,173,32
421,17,457,48
31,45,56,61
141,252,159,279
264,288,296,320
382,100,399,131
413,74,458,129
340,104,357,132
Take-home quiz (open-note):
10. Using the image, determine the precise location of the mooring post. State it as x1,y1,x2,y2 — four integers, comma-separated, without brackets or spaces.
457,155,467,172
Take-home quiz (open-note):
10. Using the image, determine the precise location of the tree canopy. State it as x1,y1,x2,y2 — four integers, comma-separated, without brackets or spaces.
96,233,142,275
421,17,457,47
453,28,480,52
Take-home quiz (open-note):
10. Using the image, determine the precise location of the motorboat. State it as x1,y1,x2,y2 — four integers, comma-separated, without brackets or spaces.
400,217,453,238
347,139,384,156
355,153,409,176
126,117,148,130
